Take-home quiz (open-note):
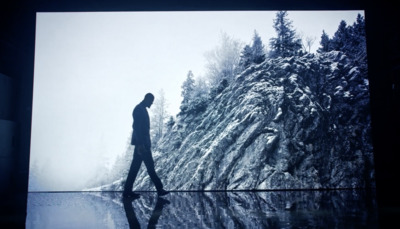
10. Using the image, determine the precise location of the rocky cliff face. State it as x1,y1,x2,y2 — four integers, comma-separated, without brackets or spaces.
129,51,374,191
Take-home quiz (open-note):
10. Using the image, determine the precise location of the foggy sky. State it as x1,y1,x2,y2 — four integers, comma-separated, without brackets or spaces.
30,10,363,191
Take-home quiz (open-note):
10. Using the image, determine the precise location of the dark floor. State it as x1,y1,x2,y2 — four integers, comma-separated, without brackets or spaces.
19,189,382,228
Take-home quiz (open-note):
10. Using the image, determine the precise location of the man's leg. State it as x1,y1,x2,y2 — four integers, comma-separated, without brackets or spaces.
124,147,143,194
141,149,164,192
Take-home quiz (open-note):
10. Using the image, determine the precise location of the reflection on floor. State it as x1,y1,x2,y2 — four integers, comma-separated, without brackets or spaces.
26,189,379,228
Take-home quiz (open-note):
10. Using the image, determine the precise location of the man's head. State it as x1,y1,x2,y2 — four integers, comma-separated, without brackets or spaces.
143,93,155,108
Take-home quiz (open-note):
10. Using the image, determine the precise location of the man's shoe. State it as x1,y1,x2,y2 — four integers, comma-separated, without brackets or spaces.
123,191,140,199
157,189,170,196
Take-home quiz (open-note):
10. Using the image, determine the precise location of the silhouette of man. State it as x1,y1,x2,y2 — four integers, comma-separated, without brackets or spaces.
123,93,169,198
123,196,170,229
147,197,170,228
122,198,140,228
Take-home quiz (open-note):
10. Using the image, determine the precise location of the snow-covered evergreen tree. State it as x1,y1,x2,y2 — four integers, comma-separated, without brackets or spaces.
317,14,367,73
239,45,253,69
166,116,175,129
180,72,210,115
331,20,349,52
190,76,210,113
317,30,331,53
239,30,266,70
193,76,209,97
347,14,367,65
269,11,302,58
251,30,266,64
180,70,195,114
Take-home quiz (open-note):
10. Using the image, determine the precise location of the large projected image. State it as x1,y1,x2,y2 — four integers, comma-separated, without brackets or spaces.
29,11,374,192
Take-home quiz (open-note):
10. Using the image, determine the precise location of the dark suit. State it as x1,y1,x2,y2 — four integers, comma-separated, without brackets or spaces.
124,101,164,193
130,101,151,148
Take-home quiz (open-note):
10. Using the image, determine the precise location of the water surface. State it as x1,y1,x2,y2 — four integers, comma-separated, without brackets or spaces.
26,189,378,228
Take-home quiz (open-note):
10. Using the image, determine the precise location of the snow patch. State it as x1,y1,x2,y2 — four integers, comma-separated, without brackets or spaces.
273,107,282,121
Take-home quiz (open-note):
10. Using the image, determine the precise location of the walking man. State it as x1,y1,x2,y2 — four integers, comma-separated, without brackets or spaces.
123,93,169,198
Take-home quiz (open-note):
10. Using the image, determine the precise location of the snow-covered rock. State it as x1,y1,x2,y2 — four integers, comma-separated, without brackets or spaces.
96,51,374,191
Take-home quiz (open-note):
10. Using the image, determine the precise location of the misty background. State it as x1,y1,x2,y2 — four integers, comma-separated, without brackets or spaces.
29,10,363,191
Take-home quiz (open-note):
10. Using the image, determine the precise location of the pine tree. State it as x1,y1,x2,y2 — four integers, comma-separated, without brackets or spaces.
239,45,253,69
317,14,367,74
324,14,366,66
239,31,266,70
190,76,210,113
330,20,349,52
317,30,331,53
180,70,195,113
353,14,366,38
269,11,302,58
193,76,209,98
166,116,175,129
348,14,367,73
349,14,367,60
251,30,266,64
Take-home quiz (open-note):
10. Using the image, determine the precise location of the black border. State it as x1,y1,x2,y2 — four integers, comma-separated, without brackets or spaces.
1,0,399,227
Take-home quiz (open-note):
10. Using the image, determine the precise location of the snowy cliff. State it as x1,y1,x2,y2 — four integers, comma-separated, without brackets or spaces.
94,51,374,191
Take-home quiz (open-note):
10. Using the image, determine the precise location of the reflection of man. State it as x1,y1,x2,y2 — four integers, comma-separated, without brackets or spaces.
148,197,171,228
123,93,169,198
122,198,140,228
123,196,170,229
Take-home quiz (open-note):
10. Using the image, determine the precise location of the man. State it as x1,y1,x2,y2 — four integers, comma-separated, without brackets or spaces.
123,93,169,198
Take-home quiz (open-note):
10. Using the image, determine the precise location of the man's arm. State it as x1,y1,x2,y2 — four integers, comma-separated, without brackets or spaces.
133,104,151,149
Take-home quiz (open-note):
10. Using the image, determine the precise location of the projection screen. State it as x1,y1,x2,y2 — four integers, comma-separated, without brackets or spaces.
29,10,374,192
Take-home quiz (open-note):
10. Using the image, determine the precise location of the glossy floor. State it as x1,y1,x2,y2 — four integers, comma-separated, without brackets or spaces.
26,190,379,228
